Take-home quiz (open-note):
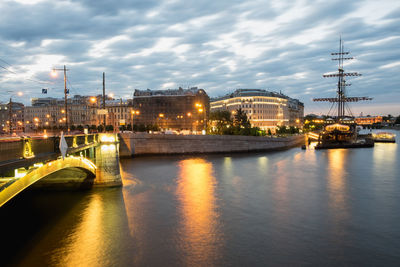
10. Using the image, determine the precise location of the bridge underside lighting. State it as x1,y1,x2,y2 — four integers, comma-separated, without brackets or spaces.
100,134,116,143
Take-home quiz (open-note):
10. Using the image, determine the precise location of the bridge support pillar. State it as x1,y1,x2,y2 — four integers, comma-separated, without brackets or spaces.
93,133,122,187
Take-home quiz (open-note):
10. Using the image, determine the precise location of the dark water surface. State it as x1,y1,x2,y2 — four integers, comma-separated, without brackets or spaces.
1,131,400,266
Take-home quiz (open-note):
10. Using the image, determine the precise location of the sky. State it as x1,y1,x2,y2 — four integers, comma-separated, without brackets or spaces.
0,0,399,116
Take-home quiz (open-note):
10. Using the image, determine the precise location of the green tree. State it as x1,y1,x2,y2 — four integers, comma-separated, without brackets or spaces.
209,110,233,134
395,115,400,124
234,108,251,129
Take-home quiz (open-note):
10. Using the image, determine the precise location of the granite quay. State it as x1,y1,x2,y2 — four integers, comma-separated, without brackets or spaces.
119,132,304,156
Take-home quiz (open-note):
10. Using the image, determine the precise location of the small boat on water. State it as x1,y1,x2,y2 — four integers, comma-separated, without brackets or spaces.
372,132,396,143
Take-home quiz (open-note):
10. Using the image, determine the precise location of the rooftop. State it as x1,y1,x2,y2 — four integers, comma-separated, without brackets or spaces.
134,87,206,97
211,89,301,103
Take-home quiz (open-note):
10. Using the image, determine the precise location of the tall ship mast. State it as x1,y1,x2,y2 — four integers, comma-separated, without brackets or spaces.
313,38,372,120
311,38,374,149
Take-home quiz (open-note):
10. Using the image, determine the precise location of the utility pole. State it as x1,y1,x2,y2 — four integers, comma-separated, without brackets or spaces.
8,97,12,135
103,72,106,132
52,66,69,132
64,65,68,133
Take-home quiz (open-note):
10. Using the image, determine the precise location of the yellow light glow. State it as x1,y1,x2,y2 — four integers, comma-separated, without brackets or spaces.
135,111,140,115
100,134,116,143
34,117,39,122
109,93,114,98
15,168,27,178
198,108,203,113
90,97,96,103
159,113,164,118
51,69,58,78
176,158,219,264
187,112,192,117
17,92,23,96
61,109,65,113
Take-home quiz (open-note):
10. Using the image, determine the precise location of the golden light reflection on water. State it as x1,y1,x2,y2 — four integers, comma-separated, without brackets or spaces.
326,149,348,215
176,158,220,266
373,142,397,176
258,156,268,173
55,194,105,267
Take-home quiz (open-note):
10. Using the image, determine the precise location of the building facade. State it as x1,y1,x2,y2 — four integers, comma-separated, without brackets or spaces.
210,89,304,131
105,99,132,130
131,87,210,132
24,95,99,132
355,116,383,126
0,102,24,134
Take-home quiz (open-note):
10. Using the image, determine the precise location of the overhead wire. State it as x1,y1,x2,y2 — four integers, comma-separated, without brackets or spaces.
0,62,53,85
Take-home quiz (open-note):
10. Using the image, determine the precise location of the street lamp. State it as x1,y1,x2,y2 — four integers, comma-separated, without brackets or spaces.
51,65,69,132
195,102,206,133
131,109,140,131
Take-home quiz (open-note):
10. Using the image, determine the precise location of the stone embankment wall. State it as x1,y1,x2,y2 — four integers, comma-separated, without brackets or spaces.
119,133,304,157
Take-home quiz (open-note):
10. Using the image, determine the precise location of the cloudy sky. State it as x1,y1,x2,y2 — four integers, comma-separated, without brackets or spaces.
0,0,399,115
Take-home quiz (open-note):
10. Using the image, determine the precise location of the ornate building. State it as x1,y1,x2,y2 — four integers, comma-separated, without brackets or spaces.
210,89,304,131
24,95,98,131
131,87,209,132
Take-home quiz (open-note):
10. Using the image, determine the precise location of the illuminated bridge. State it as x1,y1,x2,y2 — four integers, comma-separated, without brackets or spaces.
0,133,121,207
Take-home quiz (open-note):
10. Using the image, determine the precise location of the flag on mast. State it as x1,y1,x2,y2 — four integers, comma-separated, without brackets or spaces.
59,132,68,160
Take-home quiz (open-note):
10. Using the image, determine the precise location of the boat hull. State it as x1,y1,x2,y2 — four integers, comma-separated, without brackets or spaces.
315,140,374,149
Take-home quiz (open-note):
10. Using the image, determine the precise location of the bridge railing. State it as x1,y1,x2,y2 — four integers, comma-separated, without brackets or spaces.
0,134,100,176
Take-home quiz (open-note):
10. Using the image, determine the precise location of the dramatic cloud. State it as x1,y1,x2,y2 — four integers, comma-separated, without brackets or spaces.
0,0,399,115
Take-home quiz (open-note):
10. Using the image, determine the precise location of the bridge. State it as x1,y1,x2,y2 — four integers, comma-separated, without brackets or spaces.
0,133,122,207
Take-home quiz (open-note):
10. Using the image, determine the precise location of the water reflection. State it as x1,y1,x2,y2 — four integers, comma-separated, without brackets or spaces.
373,142,397,175
176,158,221,266
258,156,268,173
326,149,349,217
52,194,105,266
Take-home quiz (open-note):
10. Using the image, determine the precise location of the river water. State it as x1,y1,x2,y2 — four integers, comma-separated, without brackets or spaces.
1,130,400,266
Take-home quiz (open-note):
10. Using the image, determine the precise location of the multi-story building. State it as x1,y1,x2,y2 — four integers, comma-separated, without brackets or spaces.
105,99,131,130
210,89,304,132
131,87,209,132
355,116,383,126
24,95,99,131
0,102,24,134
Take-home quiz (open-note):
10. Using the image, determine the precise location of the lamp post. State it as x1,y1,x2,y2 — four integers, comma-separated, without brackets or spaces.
131,109,140,131
51,65,69,133
195,102,206,134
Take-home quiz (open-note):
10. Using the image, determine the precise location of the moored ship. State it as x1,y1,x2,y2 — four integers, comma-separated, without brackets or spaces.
313,38,374,149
